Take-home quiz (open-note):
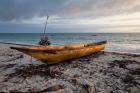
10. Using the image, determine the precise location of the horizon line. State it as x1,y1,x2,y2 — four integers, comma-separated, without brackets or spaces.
0,32,140,34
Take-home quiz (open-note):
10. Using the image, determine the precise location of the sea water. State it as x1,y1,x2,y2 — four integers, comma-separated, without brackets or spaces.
0,33,140,53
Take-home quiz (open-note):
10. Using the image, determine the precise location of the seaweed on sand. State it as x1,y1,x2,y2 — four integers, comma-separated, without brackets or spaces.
105,60,140,92
0,64,16,69
129,68,140,75
123,68,140,87
1,55,23,62
122,74,140,87
4,64,50,81
108,60,140,69
9,84,64,93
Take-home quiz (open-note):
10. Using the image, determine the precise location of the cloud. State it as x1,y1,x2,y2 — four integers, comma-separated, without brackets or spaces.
0,0,140,21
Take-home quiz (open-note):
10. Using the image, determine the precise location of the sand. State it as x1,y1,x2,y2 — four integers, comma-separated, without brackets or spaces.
0,43,140,93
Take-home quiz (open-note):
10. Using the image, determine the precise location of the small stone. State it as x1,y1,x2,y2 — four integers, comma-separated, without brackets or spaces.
49,66,62,78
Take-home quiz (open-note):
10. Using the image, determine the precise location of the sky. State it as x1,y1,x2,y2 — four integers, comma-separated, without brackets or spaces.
0,0,140,33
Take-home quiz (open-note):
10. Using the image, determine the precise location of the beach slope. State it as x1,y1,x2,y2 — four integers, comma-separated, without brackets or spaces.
0,43,140,93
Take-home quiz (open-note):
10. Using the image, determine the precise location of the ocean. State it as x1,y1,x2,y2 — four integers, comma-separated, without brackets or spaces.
0,33,140,53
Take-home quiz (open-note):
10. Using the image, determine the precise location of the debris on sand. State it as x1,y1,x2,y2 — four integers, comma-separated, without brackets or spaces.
4,64,50,81
104,60,140,93
108,60,140,69
49,66,62,78
71,77,95,93
8,84,64,93
1,55,23,62
39,84,64,92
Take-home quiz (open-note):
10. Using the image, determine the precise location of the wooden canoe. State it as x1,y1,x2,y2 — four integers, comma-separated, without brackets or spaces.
10,41,107,64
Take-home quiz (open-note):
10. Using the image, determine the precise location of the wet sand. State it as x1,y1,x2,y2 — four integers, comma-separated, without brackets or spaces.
0,43,140,93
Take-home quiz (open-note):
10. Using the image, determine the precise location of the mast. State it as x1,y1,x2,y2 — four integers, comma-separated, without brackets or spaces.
38,16,51,46
43,16,49,36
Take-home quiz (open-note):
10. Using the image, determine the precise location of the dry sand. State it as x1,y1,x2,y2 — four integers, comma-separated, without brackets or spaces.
0,43,140,93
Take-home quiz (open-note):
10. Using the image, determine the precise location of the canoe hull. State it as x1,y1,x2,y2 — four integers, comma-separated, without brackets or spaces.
10,41,106,64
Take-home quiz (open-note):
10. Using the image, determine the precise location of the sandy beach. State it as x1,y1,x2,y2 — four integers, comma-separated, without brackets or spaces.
0,43,140,93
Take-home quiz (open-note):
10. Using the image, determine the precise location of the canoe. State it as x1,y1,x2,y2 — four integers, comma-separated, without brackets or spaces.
10,41,107,64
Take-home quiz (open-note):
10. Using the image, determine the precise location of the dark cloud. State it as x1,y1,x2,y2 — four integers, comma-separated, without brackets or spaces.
0,0,139,21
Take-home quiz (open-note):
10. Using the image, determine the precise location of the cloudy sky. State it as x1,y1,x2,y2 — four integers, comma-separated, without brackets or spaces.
0,0,140,33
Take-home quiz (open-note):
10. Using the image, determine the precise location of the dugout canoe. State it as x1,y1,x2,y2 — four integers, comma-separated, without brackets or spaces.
10,41,107,64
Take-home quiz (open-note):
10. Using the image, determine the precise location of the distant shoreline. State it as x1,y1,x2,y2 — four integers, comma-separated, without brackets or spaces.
0,33,140,34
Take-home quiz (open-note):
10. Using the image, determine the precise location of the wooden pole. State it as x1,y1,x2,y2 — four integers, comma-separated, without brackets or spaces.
43,16,49,36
